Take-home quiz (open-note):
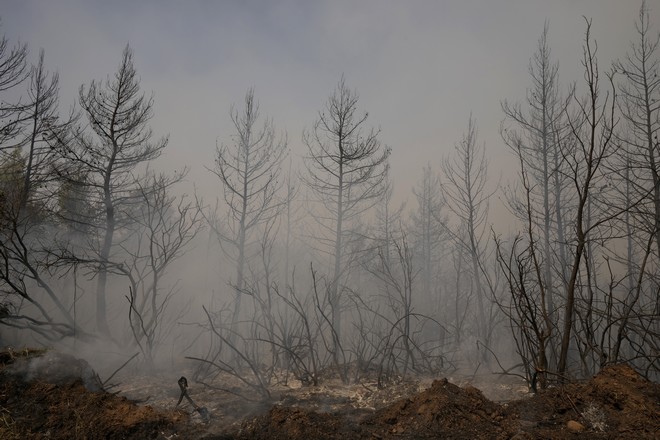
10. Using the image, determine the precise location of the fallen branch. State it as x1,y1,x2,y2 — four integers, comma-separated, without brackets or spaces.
102,352,139,389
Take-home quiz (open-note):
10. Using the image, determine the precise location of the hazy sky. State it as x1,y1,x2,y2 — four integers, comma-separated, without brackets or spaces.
2,1,658,217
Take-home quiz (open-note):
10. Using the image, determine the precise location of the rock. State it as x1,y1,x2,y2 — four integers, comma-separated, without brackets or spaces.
567,420,585,432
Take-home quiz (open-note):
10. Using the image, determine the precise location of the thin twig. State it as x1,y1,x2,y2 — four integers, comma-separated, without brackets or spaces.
102,352,139,388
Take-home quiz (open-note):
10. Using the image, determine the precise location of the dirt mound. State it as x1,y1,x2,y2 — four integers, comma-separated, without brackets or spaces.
234,406,367,440
508,364,660,439
0,349,195,439
365,378,513,439
234,378,514,439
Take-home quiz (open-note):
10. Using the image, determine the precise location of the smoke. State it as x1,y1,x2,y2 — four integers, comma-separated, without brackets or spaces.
5,350,102,392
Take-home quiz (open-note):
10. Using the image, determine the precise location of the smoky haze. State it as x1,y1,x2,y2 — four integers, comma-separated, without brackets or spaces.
0,0,658,395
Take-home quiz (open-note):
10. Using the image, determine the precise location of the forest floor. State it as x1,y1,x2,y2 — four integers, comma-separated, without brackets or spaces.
0,348,658,439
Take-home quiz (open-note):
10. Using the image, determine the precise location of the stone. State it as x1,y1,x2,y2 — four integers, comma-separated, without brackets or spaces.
567,420,585,432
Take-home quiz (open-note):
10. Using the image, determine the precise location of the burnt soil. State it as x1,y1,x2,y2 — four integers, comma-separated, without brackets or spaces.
0,350,658,439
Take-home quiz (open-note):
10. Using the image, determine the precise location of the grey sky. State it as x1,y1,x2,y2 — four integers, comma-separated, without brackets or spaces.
2,0,657,219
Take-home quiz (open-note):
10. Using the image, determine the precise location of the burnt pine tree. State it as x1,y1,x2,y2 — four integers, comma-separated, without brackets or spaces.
302,76,390,342
22,49,77,210
56,45,167,336
410,165,445,299
207,88,287,332
501,22,572,324
0,28,28,151
441,115,495,353
614,1,660,259
0,37,83,338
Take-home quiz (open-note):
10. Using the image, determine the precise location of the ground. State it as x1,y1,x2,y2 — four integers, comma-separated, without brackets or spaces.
0,349,658,439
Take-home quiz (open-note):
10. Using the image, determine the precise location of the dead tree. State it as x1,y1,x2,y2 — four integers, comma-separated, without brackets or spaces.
0,30,28,150
21,50,77,211
0,41,82,340
614,1,660,259
205,88,287,335
122,171,203,367
0,151,80,340
494,147,555,390
558,18,618,375
603,0,660,377
368,230,417,376
441,114,496,355
54,45,167,336
501,22,573,323
302,76,390,344
410,165,445,300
